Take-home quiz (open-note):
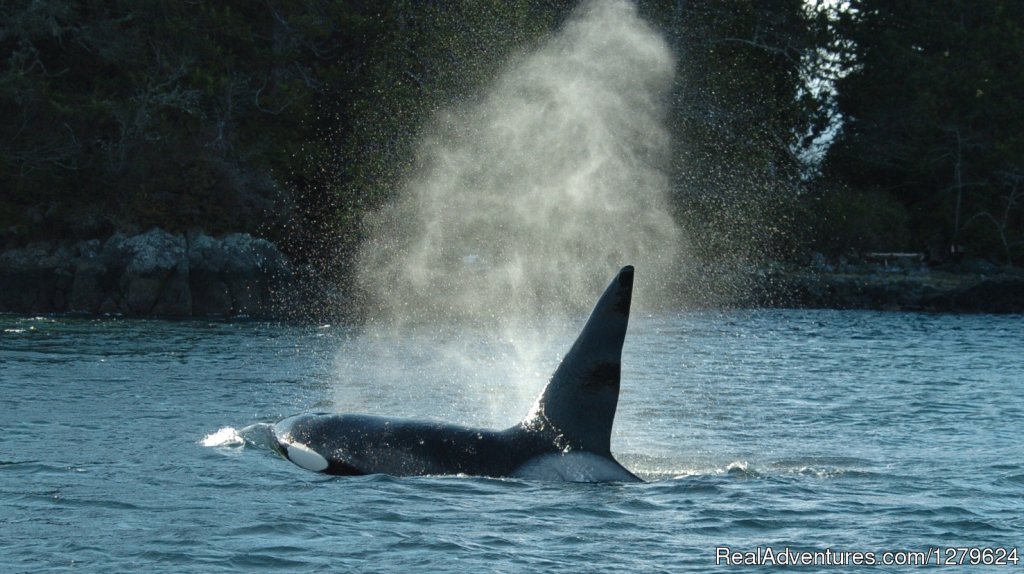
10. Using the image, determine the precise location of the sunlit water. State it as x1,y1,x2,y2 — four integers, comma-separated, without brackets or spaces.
2,310,1021,572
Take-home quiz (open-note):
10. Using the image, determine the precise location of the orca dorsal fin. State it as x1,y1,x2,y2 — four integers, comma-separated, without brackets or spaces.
525,266,633,456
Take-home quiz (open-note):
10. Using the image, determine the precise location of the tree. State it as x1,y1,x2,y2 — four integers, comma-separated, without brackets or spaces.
637,0,819,266
0,0,374,242
825,0,1024,263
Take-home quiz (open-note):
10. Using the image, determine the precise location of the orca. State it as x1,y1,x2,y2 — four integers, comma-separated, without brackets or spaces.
271,266,641,482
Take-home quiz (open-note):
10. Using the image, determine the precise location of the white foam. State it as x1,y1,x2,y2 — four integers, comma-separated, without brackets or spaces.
201,427,244,447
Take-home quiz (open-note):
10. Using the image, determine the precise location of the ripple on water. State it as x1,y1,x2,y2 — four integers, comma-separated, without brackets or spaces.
2,311,1022,573
0,460,89,475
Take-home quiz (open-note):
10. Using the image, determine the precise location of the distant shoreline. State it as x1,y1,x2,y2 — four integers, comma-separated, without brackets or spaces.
775,266,1024,314
2,231,1022,318
0,228,291,319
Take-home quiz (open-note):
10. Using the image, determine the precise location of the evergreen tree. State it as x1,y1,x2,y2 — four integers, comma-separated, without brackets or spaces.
825,0,1024,263
641,0,819,264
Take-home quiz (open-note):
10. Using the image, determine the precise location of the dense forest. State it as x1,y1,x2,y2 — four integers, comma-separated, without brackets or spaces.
2,0,1022,272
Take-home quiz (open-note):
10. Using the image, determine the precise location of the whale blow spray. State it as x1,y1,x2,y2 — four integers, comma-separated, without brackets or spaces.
338,0,682,426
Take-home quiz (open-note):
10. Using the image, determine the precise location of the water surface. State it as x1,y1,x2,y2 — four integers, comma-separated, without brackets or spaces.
2,310,1021,572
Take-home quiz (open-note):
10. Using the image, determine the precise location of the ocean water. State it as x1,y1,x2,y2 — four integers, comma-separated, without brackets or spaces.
1,310,1021,572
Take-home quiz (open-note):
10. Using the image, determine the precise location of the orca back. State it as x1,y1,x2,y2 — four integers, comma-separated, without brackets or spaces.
272,266,641,482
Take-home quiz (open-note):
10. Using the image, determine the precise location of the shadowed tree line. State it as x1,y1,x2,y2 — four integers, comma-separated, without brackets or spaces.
2,0,1022,273
0,0,568,265
822,0,1024,265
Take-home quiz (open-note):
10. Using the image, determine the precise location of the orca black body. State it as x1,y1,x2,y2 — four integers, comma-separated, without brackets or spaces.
272,266,641,482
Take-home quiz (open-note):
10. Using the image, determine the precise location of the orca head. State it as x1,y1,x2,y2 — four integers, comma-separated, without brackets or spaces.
271,413,331,472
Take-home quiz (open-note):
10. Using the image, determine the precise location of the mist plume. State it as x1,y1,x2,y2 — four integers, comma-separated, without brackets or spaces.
357,0,682,324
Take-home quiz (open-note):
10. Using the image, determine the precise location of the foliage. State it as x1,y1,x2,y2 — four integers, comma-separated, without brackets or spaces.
1,0,1020,274
807,182,910,255
1,0,361,240
0,0,570,273
824,0,1024,263
639,0,819,265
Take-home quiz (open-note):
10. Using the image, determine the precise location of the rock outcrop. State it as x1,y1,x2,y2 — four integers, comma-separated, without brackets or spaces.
0,229,290,317
668,258,1024,314
778,267,1024,314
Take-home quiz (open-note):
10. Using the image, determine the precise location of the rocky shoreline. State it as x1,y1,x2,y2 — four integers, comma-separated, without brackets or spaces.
0,228,291,318
767,258,1024,314
665,257,1024,314
2,233,1022,318
779,270,1024,313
